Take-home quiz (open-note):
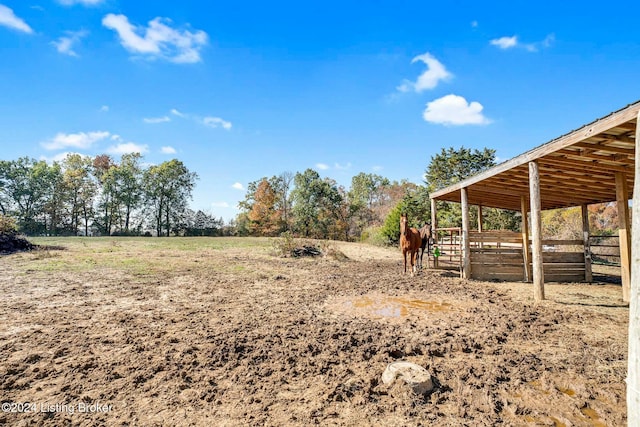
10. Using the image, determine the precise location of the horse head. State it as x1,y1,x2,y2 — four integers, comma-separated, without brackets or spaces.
400,213,408,237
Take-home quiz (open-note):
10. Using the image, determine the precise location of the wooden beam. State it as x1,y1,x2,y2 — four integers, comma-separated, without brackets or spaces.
461,188,471,279
529,161,545,301
557,152,634,171
477,205,483,232
521,196,531,282
575,141,635,156
545,154,633,173
481,179,613,204
582,204,592,283
627,111,640,426
486,168,617,195
538,159,616,177
616,171,631,302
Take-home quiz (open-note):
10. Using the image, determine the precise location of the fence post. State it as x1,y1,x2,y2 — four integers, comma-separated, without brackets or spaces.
582,204,592,282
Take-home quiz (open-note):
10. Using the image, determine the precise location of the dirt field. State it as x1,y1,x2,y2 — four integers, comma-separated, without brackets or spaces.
0,237,629,426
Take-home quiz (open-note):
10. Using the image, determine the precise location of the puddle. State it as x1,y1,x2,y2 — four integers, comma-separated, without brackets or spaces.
344,296,451,318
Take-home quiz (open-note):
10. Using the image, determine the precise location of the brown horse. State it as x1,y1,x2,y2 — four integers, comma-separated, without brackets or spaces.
400,213,422,276
417,223,433,269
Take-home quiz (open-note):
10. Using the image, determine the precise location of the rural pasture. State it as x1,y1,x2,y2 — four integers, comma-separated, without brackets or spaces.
0,237,629,426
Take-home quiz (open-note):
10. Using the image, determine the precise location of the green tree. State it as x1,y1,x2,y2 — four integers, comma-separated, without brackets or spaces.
347,173,390,237
62,154,96,235
92,154,119,235
41,162,66,235
425,146,519,231
425,147,496,191
143,159,198,237
290,169,345,239
112,153,143,233
0,158,58,234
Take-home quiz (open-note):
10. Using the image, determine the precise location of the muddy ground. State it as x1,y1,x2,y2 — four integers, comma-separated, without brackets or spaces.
0,237,629,426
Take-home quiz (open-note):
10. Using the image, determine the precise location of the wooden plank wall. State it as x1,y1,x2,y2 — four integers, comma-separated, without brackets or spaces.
470,231,524,281
469,232,586,282
538,240,585,282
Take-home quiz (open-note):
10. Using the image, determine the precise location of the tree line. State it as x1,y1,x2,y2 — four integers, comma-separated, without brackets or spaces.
0,154,208,237
2,147,619,241
235,147,522,243
235,146,621,243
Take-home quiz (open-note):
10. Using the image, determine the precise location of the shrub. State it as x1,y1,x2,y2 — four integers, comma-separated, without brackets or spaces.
361,226,392,247
271,231,296,257
0,214,18,236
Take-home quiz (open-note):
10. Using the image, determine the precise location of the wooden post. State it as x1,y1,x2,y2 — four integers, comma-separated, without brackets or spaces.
521,196,531,282
431,198,438,268
627,110,640,426
477,205,483,232
616,172,631,302
461,188,471,279
581,204,592,283
528,161,545,301
431,198,438,230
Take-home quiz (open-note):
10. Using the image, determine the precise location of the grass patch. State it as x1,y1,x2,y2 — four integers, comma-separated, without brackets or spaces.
19,236,273,276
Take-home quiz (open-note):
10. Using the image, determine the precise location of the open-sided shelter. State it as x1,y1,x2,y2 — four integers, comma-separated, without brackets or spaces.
430,100,639,303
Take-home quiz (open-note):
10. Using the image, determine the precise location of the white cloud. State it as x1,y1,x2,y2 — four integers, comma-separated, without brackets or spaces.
397,52,452,93
211,201,230,208
143,116,171,124
100,105,109,112
111,134,122,141
203,116,232,130
170,108,186,118
102,13,208,64
490,36,518,49
57,0,105,5
315,163,329,170
232,182,244,191
334,162,351,170
39,151,82,163
161,146,176,154
51,30,88,57
422,94,491,126
491,34,555,52
42,131,110,150
0,4,33,33
372,165,383,172
107,142,149,155
542,33,555,48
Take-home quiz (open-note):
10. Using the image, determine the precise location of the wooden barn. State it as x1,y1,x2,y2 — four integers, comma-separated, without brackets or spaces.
429,100,639,303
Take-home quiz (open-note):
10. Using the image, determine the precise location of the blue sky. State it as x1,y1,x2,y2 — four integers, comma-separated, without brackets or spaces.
1,1,640,221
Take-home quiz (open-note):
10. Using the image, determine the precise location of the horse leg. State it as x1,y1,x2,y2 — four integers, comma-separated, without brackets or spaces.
410,250,415,276
403,250,407,274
